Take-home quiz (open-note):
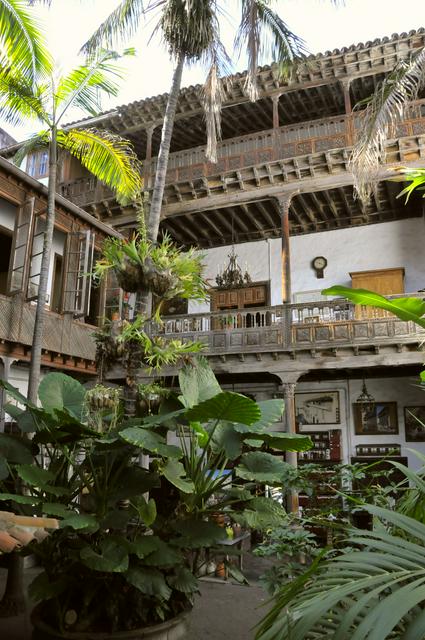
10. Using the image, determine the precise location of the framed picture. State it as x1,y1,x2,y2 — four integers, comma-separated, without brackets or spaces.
353,402,398,435
295,391,340,428
404,406,425,442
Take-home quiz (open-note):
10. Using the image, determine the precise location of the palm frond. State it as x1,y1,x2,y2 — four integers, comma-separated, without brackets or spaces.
57,128,142,204
257,505,425,640
200,26,231,163
11,130,49,168
0,68,49,126
235,0,306,101
0,0,52,80
55,50,132,122
80,0,145,58
350,46,425,203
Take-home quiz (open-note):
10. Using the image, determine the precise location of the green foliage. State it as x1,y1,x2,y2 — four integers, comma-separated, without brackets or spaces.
1,359,310,633
323,285,425,329
236,451,292,482
396,167,425,202
0,0,52,81
256,462,425,640
254,522,323,596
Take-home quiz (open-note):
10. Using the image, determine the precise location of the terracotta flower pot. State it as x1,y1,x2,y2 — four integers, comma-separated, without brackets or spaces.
32,607,191,640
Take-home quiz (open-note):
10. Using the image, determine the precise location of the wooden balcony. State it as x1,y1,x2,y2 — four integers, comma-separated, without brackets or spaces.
150,294,425,356
0,294,96,368
59,99,425,210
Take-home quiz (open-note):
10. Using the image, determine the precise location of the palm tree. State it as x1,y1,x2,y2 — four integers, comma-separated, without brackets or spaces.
350,45,425,203
81,0,309,244
0,51,142,404
0,0,52,81
0,49,142,616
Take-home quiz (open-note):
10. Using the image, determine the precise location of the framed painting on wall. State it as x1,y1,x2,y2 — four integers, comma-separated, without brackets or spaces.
295,391,340,428
353,402,398,435
404,406,425,442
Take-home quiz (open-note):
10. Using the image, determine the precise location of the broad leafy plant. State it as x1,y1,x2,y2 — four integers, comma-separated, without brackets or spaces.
0,358,312,633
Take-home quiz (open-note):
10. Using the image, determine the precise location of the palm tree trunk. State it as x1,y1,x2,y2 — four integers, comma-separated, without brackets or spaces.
147,52,185,243
27,128,57,405
0,130,58,617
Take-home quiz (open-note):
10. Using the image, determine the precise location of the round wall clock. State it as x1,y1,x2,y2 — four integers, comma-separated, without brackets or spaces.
312,256,327,278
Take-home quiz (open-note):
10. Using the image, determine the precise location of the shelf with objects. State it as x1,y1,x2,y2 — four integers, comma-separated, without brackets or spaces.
296,430,343,545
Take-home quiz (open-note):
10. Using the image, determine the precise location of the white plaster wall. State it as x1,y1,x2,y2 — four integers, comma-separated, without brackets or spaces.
189,238,282,313
291,218,425,297
297,376,425,471
189,217,425,314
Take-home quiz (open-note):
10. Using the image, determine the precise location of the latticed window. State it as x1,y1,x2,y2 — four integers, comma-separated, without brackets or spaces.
26,150,49,179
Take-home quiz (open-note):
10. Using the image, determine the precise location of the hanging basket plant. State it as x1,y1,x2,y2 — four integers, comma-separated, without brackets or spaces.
93,232,208,302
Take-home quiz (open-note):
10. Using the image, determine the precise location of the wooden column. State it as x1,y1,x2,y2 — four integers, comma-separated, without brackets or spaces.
340,79,353,145
143,125,155,190
272,94,280,129
282,379,300,514
275,193,295,303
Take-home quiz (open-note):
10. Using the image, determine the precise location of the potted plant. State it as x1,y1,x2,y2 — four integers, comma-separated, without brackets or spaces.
0,359,312,638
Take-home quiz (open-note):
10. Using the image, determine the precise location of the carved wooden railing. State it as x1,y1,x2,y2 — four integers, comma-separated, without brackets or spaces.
150,293,425,353
58,99,425,206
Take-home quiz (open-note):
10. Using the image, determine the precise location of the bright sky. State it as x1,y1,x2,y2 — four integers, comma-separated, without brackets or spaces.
4,0,425,141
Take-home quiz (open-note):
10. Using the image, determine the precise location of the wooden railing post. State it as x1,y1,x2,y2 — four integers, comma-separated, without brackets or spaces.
340,78,353,145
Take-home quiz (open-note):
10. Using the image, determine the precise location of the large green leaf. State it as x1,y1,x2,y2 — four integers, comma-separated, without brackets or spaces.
236,452,290,482
211,422,244,460
236,497,286,530
0,433,33,464
108,466,160,502
167,567,198,594
243,432,312,452
130,536,163,559
142,540,183,567
125,567,171,600
29,572,68,603
178,357,222,408
0,493,40,505
133,496,157,527
61,513,98,531
172,520,224,548
119,427,182,458
0,379,33,407
16,464,56,488
162,459,195,493
238,399,285,433
322,286,425,328
42,503,76,518
185,392,261,425
80,538,128,573
38,373,86,419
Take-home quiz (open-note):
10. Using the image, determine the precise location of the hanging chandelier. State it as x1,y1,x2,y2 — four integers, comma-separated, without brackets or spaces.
356,378,375,412
215,247,252,290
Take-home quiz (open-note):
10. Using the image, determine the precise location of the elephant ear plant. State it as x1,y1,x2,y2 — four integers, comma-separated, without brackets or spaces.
0,359,312,635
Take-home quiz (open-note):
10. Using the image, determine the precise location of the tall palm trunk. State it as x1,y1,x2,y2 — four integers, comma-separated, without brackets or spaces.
147,52,185,243
27,127,57,404
0,129,58,617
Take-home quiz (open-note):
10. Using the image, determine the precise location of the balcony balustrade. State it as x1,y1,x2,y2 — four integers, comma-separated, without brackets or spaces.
149,293,425,355
59,99,425,207
0,294,96,361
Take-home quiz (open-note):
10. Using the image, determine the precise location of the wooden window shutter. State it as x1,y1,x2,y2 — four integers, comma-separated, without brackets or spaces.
8,197,35,295
62,230,95,317
104,270,122,319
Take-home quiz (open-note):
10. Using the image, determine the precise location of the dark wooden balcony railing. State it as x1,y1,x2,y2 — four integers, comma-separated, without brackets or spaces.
149,294,425,354
0,294,96,361
59,99,425,207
